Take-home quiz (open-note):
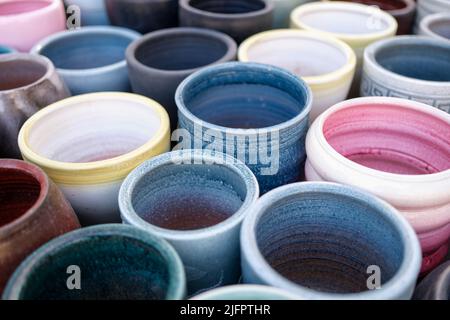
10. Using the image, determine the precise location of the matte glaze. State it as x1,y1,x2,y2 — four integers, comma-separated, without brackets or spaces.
64,0,110,25
413,261,450,300
191,285,300,300
414,0,450,33
419,13,450,42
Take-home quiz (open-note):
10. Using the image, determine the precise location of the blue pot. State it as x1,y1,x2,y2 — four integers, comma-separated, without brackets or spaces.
175,62,312,193
0,45,15,54
64,0,111,26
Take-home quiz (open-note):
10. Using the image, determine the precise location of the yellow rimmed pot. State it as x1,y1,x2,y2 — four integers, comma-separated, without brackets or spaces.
18,92,170,225
239,29,356,120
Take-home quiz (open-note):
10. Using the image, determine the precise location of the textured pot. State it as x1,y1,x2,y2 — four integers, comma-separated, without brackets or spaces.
64,0,110,26
179,0,274,43
126,27,237,130
0,0,66,52
305,97,450,274
291,1,397,97
176,62,312,194
414,0,450,33
191,285,299,300
241,182,422,300
272,0,315,28
413,261,450,300
105,0,178,33
0,45,15,54
18,92,171,225
2,224,186,300
120,150,259,296
0,53,70,159
31,26,140,95
361,36,450,114
418,13,450,42
0,159,80,295
239,29,356,120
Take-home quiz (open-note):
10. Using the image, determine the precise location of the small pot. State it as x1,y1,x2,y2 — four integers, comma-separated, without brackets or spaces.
2,224,186,300
179,0,274,43
0,0,66,52
175,62,312,194
241,182,422,300
413,261,450,300
290,1,397,97
120,150,259,296
414,0,450,33
64,0,110,26
361,36,450,114
305,97,450,274
191,285,299,300
126,27,237,130
31,26,140,95
105,0,178,33
418,13,450,42
0,53,69,159
239,29,356,120
0,45,16,54
18,92,171,225
0,159,80,294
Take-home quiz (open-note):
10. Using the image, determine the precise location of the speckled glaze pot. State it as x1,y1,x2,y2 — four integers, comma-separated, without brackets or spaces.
361,36,450,114
413,261,450,300
0,45,15,54
241,182,422,300
105,0,178,33
305,97,450,274
0,159,80,295
419,13,450,42
64,0,110,26
31,26,140,95
179,0,274,43
239,29,356,120
0,53,69,159
176,62,312,194
126,28,237,130
272,0,315,28
18,92,171,225
120,150,259,296
2,224,186,300
414,0,450,33
0,0,66,52
191,285,300,300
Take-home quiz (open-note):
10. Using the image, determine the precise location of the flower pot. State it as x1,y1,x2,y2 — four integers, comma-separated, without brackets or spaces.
191,285,299,300
0,53,69,159
241,182,422,299
291,1,397,97
179,0,274,43
120,150,259,296
361,36,450,114
239,29,356,121
126,27,237,130
418,13,450,42
272,0,315,28
0,45,15,54
175,62,312,194
2,224,186,300
18,92,171,225
31,26,140,95
0,159,80,294
413,261,450,300
105,0,178,33
414,0,450,33
0,0,66,52
64,0,110,26
305,97,450,274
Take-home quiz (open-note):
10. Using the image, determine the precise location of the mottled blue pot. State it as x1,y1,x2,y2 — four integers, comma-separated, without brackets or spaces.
0,45,15,54
241,182,422,300
119,150,259,296
413,261,450,300
31,26,140,95
2,224,186,300
191,284,300,300
64,0,111,26
176,62,312,194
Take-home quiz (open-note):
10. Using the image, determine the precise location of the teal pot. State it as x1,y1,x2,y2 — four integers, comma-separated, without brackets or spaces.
191,284,300,300
64,0,110,25
2,224,186,300
0,45,15,54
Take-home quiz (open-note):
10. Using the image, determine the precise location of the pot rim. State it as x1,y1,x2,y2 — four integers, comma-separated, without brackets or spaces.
18,92,170,185
0,0,61,21
191,284,300,300
321,0,416,16
179,0,274,19
119,149,260,241
419,13,450,42
1,224,187,300
241,181,422,300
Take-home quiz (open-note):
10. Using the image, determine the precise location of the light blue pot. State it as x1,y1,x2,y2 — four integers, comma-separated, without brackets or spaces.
64,0,110,26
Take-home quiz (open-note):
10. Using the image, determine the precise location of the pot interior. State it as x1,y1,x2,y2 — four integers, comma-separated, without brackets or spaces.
428,18,450,40
131,162,247,231
0,58,47,91
188,0,266,14
0,0,51,15
323,103,450,175
256,189,404,294
26,97,161,163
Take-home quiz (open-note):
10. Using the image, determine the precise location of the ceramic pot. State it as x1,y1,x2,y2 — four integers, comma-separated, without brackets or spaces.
0,0,66,52
414,0,450,33
0,159,80,294
105,0,178,34
0,53,70,159
64,0,110,26
31,26,140,95
413,261,450,300
239,29,356,121
191,285,299,300
418,13,450,42
305,97,450,274
175,62,312,194
272,0,315,28
290,1,397,97
179,0,274,43
18,92,171,225
2,224,186,300
241,182,422,299
361,36,450,114
126,27,237,130
120,150,259,296
0,45,15,54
